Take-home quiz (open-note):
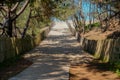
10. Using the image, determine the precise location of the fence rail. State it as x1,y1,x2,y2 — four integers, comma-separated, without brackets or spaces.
0,27,51,63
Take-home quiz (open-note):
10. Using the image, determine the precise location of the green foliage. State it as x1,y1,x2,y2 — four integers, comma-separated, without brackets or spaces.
91,22,100,27
16,6,30,28
109,62,120,76
85,22,100,30
54,0,76,21
116,69,120,76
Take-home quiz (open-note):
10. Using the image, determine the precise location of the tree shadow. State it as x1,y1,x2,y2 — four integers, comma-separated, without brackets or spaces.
10,27,84,80
85,62,110,72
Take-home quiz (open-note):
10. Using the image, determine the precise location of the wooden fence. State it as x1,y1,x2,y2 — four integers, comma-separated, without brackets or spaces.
0,27,51,63
79,36,120,62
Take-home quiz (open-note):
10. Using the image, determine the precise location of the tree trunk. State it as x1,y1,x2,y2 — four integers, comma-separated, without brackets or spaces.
7,19,13,37
7,7,13,37
89,1,92,30
97,4,103,30
102,5,109,32
22,10,31,38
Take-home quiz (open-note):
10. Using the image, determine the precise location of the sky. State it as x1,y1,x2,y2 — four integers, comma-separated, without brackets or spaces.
75,0,95,21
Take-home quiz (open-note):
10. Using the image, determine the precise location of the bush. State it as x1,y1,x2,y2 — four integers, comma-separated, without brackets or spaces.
110,62,120,76
85,22,100,30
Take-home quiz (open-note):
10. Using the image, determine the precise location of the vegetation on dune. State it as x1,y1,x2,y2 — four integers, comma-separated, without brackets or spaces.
69,0,120,75
71,0,120,34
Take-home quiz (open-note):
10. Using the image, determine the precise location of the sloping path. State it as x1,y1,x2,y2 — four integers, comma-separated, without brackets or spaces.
9,22,91,80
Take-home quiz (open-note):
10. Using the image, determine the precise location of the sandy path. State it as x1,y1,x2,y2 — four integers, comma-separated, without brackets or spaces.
9,22,84,80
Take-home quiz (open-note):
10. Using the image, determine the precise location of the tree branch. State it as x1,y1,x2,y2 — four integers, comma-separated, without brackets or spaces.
22,9,31,38
12,0,30,21
11,2,20,12
0,6,7,12
15,27,22,35
0,9,6,17
104,11,120,21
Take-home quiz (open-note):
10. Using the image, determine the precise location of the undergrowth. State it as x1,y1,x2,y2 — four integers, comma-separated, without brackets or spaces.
109,62,120,76
0,55,22,69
